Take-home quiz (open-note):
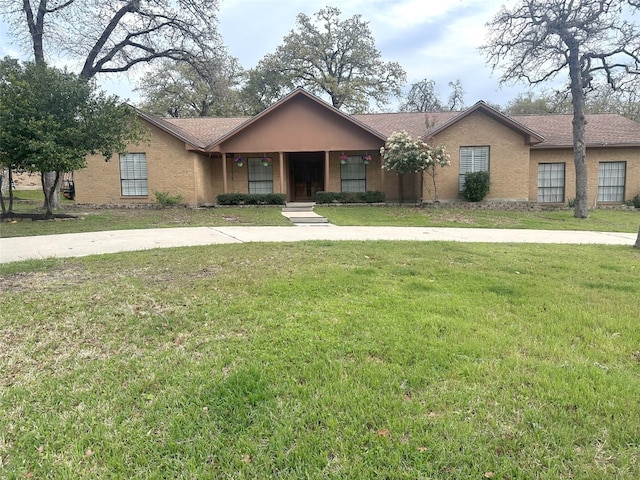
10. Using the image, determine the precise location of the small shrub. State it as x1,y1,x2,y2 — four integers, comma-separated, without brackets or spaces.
567,197,576,208
316,191,385,204
216,193,286,206
361,190,386,203
154,191,183,207
628,194,640,209
463,171,490,202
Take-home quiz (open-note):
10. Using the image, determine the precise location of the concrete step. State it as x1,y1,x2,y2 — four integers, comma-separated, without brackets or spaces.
281,211,328,223
282,202,315,212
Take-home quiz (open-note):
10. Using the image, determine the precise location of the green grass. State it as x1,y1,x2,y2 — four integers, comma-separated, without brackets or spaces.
316,205,640,232
1,205,290,237
2,190,639,237
2,242,639,478
5,189,48,202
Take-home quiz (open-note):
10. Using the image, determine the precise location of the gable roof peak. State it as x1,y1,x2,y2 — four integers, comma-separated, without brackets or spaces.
203,87,387,151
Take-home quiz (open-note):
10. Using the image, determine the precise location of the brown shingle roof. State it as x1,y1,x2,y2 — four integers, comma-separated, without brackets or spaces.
352,111,458,138
513,113,640,148
164,117,249,148
137,100,640,150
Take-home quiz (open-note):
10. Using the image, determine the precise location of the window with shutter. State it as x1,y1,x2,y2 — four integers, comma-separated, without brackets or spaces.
459,146,489,191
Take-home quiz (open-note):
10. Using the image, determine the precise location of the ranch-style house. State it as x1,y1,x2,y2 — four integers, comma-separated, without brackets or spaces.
76,88,640,206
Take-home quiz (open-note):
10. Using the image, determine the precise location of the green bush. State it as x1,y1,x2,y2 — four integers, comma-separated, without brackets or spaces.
316,191,385,204
628,194,640,209
154,191,183,207
216,193,286,206
463,171,490,202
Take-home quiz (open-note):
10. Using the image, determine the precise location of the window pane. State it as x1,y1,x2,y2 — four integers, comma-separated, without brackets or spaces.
598,162,625,202
248,157,273,194
120,153,148,196
459,146,489,191
341,158,366,192
537,163,565,203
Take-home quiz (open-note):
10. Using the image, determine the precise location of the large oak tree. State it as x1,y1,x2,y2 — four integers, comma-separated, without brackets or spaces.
253,6,406,113
483,0,640,218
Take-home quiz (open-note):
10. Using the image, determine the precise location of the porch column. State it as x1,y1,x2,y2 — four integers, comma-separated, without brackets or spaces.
324,150,330,193
222,152,228,194
279,152,285,195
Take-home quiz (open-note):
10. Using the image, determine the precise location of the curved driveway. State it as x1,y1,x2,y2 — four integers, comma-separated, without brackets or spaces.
0,226,636,264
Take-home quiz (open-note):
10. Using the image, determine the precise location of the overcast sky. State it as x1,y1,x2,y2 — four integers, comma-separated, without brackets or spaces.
0,0,531,110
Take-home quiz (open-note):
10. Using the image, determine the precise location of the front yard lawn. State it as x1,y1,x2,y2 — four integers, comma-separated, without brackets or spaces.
2,241,639,478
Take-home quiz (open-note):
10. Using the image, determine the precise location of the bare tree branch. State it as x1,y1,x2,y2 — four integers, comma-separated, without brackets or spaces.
2,1,223,79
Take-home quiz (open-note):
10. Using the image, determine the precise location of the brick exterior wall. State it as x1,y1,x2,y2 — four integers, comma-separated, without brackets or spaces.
429,111,531,202
75,122,203,206
73,111,639,207
530,147,640,205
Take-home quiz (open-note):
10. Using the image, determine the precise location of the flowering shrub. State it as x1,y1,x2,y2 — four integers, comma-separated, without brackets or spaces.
380,131,450,201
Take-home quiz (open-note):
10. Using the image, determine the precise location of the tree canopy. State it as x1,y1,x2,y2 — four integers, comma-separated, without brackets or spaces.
400,78,466,112
380,130,450,202
0,57,145,216
0,0,223,79
253,6,406,113
483,0,640,218
136,54,245,117
506,82,640,120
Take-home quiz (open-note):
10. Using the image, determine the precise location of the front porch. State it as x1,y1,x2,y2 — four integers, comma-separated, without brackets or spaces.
217,150,384,203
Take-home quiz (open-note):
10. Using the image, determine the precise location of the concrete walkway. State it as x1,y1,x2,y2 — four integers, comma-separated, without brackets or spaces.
1,226,636,264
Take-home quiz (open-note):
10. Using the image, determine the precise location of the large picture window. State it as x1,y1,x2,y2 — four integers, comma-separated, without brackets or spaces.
248,157,273,194
537,163,565,203
119,152,147,196
598,161,626,202
341,157,366,192
459,146,489,191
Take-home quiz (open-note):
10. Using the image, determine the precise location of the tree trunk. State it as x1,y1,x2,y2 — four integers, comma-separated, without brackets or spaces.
567,42,589,218
398,174,404,203
430,166,439,202
8,168,14,214
635,224,640,249
42,171,61,212
42,171,61,219
0,168,16,215
0,171,6,215
23,0,47,64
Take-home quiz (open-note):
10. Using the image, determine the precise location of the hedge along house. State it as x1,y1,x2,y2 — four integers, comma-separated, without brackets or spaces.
76,88,640,206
